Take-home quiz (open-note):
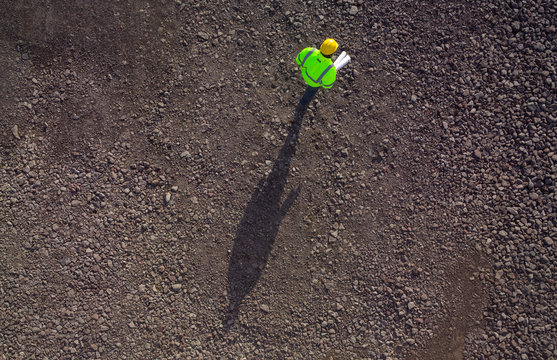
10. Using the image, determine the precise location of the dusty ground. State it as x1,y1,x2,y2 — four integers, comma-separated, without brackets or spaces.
1,0,555,359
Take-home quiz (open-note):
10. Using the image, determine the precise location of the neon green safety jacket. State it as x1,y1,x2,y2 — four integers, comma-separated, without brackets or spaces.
296,47,337,89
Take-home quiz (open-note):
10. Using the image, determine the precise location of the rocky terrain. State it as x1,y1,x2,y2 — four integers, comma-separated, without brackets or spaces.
0,0,555,359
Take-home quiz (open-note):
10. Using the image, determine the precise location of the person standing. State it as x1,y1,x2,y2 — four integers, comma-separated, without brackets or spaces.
296,38,338,106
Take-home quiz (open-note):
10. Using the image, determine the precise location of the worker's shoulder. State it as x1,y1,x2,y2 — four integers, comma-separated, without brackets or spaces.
297,47,317,64
300,46,316,54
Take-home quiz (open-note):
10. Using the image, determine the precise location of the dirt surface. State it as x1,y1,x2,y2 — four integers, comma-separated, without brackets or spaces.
1,0,555,359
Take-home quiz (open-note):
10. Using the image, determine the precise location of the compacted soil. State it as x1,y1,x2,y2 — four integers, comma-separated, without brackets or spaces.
1,0,555,359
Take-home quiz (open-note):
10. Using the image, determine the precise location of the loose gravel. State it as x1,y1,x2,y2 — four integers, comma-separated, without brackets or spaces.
0,0,555,359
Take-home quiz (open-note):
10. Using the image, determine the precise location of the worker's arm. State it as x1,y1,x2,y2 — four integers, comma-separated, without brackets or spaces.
296,47,314,66
321,69,337,89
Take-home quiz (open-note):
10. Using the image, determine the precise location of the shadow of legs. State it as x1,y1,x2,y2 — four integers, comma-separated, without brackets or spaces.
223,107,306,329
299,85,319,106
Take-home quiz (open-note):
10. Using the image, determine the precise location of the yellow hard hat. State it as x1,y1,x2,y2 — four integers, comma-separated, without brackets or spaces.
320,38,338,56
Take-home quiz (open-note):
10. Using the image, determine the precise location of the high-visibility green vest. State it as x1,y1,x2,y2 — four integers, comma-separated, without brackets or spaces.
296,47,337,89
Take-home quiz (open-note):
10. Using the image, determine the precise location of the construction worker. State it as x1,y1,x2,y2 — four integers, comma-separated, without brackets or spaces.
296,38,338,106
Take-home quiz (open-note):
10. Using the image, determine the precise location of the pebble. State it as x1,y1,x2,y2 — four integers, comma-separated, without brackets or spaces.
11,125,20,139
197,32,210,41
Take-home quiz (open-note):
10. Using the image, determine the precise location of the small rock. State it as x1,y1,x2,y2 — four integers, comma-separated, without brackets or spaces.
511,21,521,31
507,207,518,215
260,304,270,313
197,32,210,41
164,192,171,204
533,42,545,51
11,125,20,139
348,5,358,15
171,284,182,292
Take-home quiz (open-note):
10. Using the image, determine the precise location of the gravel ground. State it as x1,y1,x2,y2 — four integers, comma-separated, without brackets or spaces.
0,0,555,359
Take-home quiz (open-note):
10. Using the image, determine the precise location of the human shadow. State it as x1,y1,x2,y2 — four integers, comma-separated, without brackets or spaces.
223,105,307,329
